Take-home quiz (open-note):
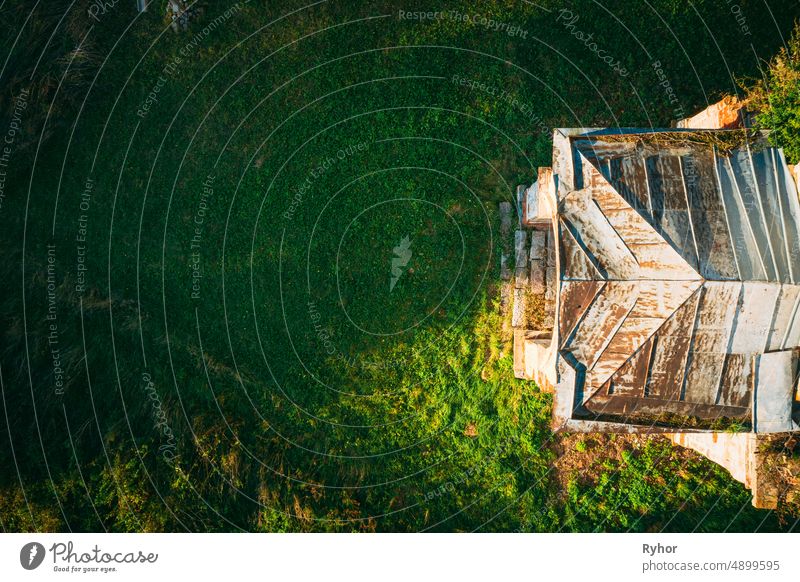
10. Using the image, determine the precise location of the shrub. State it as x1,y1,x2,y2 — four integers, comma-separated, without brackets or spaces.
745,22,800,163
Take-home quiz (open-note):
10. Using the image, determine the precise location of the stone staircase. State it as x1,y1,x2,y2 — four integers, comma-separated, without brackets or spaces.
501,167,558,389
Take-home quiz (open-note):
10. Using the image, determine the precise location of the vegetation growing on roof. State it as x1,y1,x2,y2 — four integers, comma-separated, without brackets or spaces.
595,129,763,155
577,412,753,432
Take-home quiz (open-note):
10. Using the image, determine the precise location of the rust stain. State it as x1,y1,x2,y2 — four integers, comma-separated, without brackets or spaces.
546,129,800,427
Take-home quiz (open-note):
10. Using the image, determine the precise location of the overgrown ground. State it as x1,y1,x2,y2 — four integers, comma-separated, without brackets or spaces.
1,0,799,532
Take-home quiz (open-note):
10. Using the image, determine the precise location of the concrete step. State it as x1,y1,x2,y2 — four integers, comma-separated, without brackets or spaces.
512,287,526,328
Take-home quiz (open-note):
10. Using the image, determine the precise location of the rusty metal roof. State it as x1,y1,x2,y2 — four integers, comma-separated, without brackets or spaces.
552,129,800,432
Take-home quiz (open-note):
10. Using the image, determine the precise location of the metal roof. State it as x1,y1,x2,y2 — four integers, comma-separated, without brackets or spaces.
551,129,800,432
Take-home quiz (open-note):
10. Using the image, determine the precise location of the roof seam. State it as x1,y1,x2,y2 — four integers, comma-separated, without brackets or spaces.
584,282,703,398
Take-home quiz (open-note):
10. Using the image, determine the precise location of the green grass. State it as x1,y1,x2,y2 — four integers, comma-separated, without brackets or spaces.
1,0,799,532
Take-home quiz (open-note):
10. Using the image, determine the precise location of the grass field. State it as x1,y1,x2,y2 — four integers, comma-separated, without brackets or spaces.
1,0,799,532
